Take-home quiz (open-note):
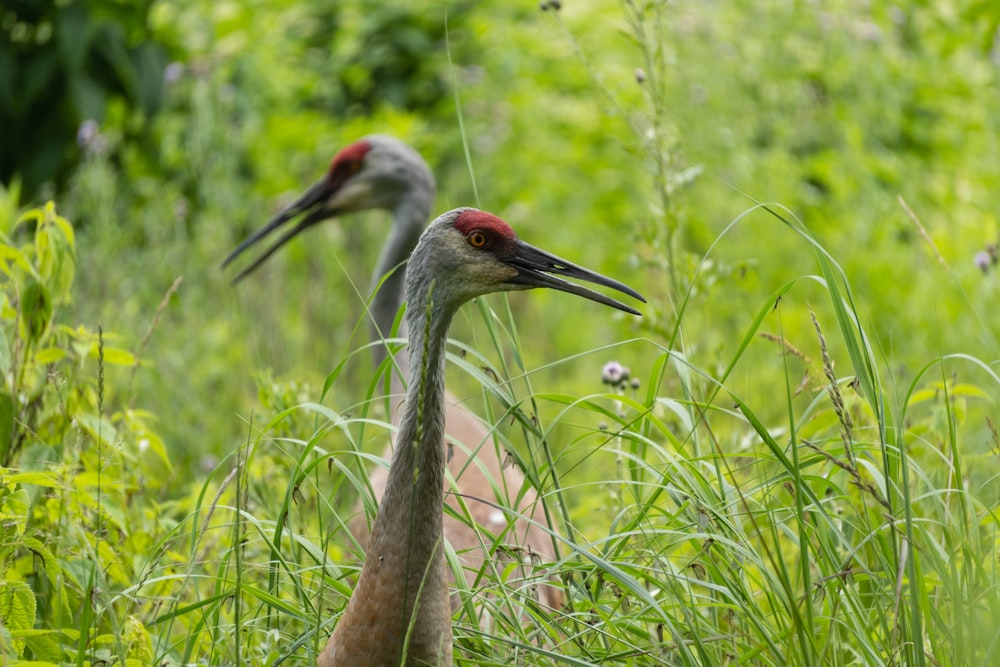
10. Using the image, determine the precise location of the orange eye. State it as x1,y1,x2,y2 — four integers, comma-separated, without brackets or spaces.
467,230,489,249
349,160,361,173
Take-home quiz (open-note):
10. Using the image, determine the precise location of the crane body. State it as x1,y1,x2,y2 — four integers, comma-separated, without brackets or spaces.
320,207,642,665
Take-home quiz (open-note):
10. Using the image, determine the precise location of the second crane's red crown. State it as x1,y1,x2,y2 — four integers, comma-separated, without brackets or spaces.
327,140,372,182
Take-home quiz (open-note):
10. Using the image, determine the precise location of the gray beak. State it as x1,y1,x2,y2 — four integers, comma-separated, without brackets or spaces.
222,179,336,283
505,240,644,315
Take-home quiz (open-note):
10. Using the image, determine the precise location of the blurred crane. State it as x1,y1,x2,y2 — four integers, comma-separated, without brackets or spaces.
223,135,570,610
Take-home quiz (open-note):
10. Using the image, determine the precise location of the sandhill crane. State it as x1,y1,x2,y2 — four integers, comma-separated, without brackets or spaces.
224,136,566,608
233,206,643,665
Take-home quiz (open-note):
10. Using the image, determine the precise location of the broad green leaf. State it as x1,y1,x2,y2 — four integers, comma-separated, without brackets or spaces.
0,580,37,654
76,413,118,446
5,472,59,488
99,346,136,366
0,486,29,537
19,537,59,584
32,347,66,365
20,279,52,344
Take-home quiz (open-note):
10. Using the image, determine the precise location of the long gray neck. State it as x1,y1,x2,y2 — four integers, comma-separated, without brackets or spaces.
377,277,453,516
369,197,432,376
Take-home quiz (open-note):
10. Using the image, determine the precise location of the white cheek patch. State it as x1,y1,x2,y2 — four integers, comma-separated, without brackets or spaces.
327,180,373,211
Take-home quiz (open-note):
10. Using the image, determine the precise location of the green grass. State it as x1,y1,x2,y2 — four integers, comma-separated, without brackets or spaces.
0,0,998,665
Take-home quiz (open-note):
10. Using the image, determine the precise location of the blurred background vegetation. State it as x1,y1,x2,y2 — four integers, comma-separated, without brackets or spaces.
4,0,997,472
2,0,1000,663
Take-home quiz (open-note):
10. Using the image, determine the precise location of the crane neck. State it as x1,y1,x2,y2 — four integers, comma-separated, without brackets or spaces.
369,193,433,392
361,275,454,651
382,277,454,502
330,209,458,666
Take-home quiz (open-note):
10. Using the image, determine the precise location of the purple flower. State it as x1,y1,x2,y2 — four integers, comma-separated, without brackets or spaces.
164,62,184,84
602,361,624,385
975,251,992,274
76,119,99,148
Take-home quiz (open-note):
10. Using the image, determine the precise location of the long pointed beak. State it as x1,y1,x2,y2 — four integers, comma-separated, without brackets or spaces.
221,180,336,283
506,240,645,315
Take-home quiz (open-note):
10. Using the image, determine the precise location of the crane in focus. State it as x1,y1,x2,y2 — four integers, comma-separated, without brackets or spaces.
229,203,643,665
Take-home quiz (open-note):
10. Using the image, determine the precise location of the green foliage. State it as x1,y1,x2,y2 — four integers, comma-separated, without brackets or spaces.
0,201,174,664
0,0,998,665
0,0,170,197
0,201,77,464
318,1,476,116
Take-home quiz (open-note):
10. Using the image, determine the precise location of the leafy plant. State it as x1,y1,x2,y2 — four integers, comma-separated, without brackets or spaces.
0,0,169,197
0,199,171,664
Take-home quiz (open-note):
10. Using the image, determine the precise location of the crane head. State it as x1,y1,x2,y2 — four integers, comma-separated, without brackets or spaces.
413,209,645,316
222,135,433,282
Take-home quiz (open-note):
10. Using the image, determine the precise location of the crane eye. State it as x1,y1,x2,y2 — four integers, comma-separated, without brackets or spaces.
348,160,361,174
467,230,490,249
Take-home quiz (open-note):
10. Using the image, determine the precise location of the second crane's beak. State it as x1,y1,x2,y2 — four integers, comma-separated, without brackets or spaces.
505,240,645,316
221,179,339,283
